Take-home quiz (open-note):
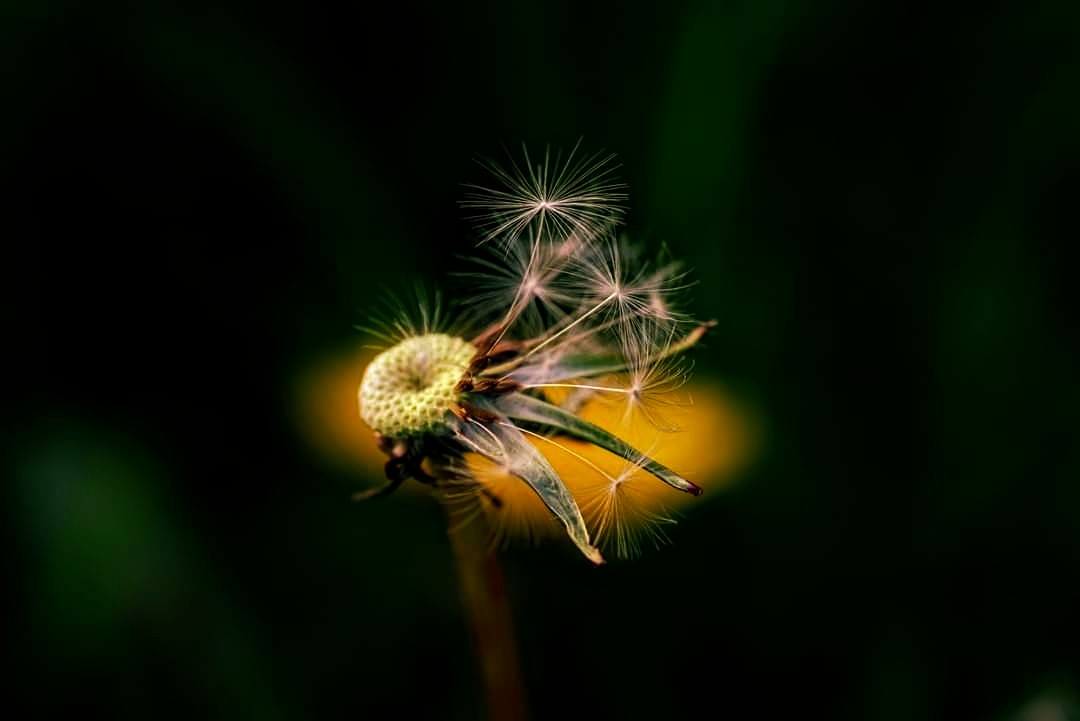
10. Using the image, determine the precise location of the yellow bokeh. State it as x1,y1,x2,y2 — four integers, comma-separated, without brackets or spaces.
293,343,759,547
293,345,395,478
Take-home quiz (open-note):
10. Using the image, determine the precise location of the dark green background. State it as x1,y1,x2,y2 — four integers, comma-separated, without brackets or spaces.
5,0,1079,718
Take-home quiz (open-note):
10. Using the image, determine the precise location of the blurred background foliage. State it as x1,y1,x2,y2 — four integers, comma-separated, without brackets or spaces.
3,0,1079,718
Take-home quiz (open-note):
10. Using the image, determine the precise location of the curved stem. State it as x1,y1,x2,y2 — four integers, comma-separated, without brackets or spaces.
446,511,529,721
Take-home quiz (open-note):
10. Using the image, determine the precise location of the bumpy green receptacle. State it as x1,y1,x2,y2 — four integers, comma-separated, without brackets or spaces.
359,333,475,438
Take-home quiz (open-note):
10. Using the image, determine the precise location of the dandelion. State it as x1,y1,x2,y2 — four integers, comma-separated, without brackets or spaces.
356,144,715,564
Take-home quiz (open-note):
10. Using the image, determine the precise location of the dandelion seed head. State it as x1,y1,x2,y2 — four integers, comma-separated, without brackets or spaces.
349,142,727,563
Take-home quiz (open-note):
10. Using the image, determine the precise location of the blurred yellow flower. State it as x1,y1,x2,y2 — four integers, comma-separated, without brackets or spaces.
293,344,758,558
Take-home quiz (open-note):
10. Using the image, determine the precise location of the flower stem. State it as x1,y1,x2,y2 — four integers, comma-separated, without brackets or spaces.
447,512,529,721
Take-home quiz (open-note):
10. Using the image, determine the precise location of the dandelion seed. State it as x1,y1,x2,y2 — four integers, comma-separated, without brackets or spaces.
454,229,576,340
577,454,678,560
434,453,560,551
354,143,715,564
461,140,628,248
